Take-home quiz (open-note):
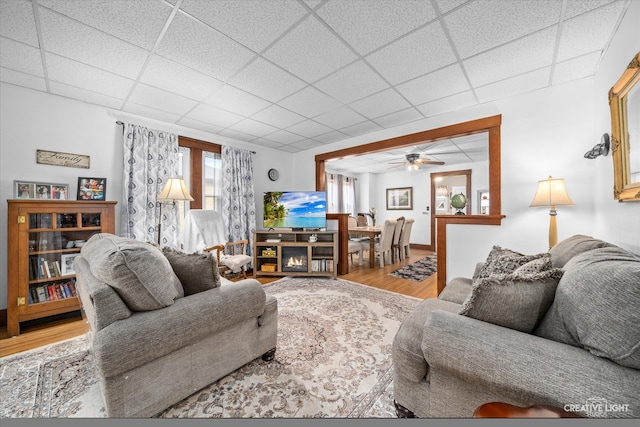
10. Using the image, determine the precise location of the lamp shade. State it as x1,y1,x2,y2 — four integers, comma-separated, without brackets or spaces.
157,178,194,202
529,176,574,207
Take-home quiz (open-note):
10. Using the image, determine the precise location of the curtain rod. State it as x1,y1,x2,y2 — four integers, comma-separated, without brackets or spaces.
116,121,256,153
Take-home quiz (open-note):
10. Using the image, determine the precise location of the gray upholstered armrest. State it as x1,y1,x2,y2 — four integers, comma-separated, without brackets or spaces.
93,279,267,379
422,310,640,417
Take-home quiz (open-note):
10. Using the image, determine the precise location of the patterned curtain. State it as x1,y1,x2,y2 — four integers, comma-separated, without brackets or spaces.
221,147,257,261
121,124,180,247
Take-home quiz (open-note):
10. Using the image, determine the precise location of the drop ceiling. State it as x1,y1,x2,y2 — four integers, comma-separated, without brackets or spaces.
0,0,630,163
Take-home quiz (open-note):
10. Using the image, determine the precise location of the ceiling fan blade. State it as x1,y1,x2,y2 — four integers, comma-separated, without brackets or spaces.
415,158,445,165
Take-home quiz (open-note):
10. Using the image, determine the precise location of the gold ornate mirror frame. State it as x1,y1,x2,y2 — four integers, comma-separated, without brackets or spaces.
609,52,640,202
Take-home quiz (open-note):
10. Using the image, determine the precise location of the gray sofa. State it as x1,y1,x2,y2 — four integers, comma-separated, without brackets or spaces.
75,233,278,417
392,234,640,418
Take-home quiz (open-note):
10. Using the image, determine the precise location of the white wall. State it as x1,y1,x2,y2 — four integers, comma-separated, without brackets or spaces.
0,85,293,310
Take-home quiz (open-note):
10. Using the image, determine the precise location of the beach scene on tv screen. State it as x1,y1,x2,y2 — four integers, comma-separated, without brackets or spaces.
264,191,326,229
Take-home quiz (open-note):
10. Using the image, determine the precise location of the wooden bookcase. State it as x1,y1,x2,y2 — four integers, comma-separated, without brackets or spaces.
253,230,337,278
6,200,117,336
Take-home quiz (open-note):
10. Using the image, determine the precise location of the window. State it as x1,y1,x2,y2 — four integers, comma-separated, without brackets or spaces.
326,173,356,216
178,136,222,211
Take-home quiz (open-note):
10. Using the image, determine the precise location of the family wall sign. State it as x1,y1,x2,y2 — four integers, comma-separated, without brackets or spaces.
36,149,90,169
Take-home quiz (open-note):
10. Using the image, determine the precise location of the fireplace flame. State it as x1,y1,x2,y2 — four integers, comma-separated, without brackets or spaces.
286,256,305,267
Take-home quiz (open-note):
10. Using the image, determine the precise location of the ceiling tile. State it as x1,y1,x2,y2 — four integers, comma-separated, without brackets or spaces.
251,104,306,129
464,27,557,87
313,105,367,129
286,119,332,138
156,11,255,81
0,37,44,76
264,16,357,83
313,130,349,144
435,0,470,14
229,57,307,102
552,52,601,85
0,0,38,47
396,64,470,105
179,0,307,52
176,117,225,134
366,21,457,85
289,139,324,150
557,1,626,62
316,0,436,55
0,67,46,91
49,81,124,109
229,118,280,137
45,53,134,99
251,138,285,149
445,0,562,58
475,67,551,103
416,91,477,117
277,144,304,153
123,101,183,123
278,86,343,118
349,88,411,119
140,55,223,101
38,0,172,50
314,60,389,104
372,107,423,128
217,128,259,142
339,120,383,137
564,0,618,19
127,83,199,116
261,130,306,145
205,85,271,116
186,103,244,128
39,9,148,80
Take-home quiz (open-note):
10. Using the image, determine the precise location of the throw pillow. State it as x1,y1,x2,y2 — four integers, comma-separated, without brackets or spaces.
548,234,617,268
162,247,221,295
474,245,547,281
535,246,640,369
81,234,182,311
459,256,563,333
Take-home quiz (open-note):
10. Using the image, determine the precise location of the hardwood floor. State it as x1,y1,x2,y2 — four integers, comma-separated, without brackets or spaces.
0,247,436,357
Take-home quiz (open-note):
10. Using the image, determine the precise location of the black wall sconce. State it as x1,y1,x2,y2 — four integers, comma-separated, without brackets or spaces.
584,133,610,159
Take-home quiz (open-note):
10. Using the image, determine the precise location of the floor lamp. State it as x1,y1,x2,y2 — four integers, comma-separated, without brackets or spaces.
530,176,574,250
157,177,194,245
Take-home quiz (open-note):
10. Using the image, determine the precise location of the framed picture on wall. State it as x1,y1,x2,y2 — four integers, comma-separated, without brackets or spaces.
386,187,413,210
77,177,106,201
14,180,69,200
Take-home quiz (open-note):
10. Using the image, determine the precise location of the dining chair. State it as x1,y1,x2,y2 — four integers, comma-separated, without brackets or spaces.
365,219,396,268
398,218,415,261
357,213,369,226
391,217,405,263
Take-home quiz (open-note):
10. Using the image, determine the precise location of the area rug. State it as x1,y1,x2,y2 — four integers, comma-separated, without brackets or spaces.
0,277,420,418
389,254,437,282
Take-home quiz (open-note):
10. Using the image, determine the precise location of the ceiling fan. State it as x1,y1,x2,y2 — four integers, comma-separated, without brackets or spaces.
389,153,445,170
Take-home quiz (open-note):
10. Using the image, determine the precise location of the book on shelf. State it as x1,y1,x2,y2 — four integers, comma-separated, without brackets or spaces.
36,286,47,302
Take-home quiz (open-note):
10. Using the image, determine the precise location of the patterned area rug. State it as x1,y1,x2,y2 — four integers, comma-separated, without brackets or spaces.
0,277,419,418
389,254,438,282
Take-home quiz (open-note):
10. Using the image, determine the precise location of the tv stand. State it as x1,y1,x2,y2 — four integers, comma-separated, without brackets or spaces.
253,230,337,278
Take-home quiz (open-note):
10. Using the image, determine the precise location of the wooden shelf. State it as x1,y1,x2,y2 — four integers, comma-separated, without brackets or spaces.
253,230,338,278
6,200,116,337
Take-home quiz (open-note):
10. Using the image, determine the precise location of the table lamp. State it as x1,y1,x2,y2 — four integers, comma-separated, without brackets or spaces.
530,176,574,250
157,177,194,245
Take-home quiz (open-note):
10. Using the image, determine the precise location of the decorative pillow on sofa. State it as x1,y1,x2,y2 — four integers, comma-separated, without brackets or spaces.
162,247,221,295
548,234,617,268
535,246,640,369
474,245,547,281
81,233,183,311
459,255,564,333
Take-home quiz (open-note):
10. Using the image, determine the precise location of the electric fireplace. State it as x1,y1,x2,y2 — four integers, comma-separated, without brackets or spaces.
281,247,308,272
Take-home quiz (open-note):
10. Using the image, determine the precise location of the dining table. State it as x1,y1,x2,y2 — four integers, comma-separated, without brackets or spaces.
348,225,382,266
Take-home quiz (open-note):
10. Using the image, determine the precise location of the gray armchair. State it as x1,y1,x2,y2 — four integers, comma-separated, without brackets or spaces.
75,233,277,417
393,235,640,418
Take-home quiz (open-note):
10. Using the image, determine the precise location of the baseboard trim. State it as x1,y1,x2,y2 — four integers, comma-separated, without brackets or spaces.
411,243,431,251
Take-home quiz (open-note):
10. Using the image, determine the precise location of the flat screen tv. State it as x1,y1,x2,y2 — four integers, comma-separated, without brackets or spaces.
263,191,327,230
